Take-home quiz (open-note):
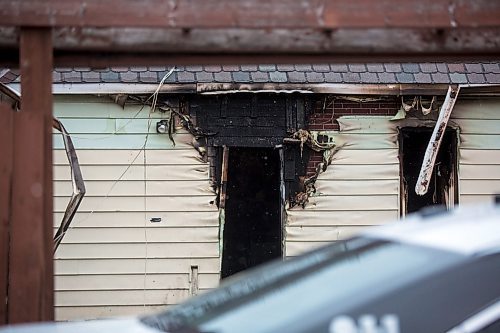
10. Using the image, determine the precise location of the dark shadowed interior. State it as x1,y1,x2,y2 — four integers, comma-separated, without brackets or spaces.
221,147,282,279
400,127,458,214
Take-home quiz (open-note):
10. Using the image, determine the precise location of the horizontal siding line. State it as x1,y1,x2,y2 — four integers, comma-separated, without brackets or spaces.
55,273,218,276
54,179,209,184
286,224,388,227
54,303,180,308
52,226,219,230
286,240,339,243
459,163,500,165
55,256,221,260
459,178,500,180
320,163,397,166
57,210,216,212
327,148,397,151
54,287,193,290
52,131,170,134
54,272,219,276
452,117,500,120
53,288,189,293
54,179,211,182
53,117,166,120
53,148,195,152
338,132,394,135
55,210,217,213
54,195,215,198
289,209,399,212
460,132,500,135
310,191,399,198
53,148,194,151
287,222,396,227
54,256,219,261
458,163,500,166
53,163,204,167
53,164,206,166
53,116,163,120
59,241,219,245
457,148,500,151
333,148,397,150
55,303,181,307
287,209,398,212
313,178,399,181
53,165,206,168
315,179,399,182
55,273,219,277
458,193,500,196
322,163,400,166
336,128,397,134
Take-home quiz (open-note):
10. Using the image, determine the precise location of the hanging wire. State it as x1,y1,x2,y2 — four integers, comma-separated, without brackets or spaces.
56,67,177,141
65,68,176,227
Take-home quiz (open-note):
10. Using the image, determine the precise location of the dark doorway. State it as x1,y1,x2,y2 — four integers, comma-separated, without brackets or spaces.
221,147,282,278
399,127,458,215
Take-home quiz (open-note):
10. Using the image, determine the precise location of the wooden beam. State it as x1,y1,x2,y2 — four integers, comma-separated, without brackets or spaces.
0,0,499,28
51,51,500,67
0,103,13,325
8,27,53,324
50,27,500,54
219,146,229,210
1,27,500,66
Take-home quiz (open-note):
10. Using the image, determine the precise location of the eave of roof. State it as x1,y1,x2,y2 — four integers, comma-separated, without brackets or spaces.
46,63,500,86
3,62,500,95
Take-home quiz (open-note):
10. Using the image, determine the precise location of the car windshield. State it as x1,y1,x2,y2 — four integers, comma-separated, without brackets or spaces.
142,237,463,333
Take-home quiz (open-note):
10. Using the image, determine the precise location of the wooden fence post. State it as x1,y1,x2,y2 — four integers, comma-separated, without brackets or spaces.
0,103,14,325
7,27,54,323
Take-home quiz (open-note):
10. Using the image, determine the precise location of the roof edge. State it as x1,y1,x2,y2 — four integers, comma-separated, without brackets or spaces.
7,82,500,96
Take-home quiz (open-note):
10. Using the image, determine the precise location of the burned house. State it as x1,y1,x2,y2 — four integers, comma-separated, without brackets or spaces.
3,63,500,320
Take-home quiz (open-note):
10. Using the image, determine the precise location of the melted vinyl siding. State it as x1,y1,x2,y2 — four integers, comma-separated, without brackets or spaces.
286,99,500,257
451,98,500,203
285,116,400,257
53,95,219,321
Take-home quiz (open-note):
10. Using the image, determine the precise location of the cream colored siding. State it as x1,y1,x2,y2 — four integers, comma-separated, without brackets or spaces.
53,95,219,320
452,99,500,204
54,94,500,318
286,98,500,258
286,116,401,257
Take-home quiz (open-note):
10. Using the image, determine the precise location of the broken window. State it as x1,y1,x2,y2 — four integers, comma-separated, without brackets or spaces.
399,127,458,215
221,147,282,278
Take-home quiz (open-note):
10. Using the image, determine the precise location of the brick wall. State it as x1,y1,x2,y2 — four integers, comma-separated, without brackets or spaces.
306,96,399,177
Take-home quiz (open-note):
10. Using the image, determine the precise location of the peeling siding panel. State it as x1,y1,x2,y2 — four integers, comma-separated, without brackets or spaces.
53,95,219,321
451,98,500,204
286,116,400,257
286,99,500,258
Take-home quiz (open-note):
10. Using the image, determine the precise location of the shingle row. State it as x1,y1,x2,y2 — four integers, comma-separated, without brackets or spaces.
27,62,500,85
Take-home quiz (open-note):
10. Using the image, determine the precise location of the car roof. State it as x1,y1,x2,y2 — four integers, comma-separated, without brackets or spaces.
363,203,500,256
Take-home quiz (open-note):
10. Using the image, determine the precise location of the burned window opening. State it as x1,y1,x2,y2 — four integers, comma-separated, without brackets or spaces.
399,127,458,215
191,93,313,206
221,147,282,279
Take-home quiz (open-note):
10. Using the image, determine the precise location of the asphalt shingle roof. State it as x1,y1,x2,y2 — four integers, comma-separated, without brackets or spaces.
3,63,500,85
